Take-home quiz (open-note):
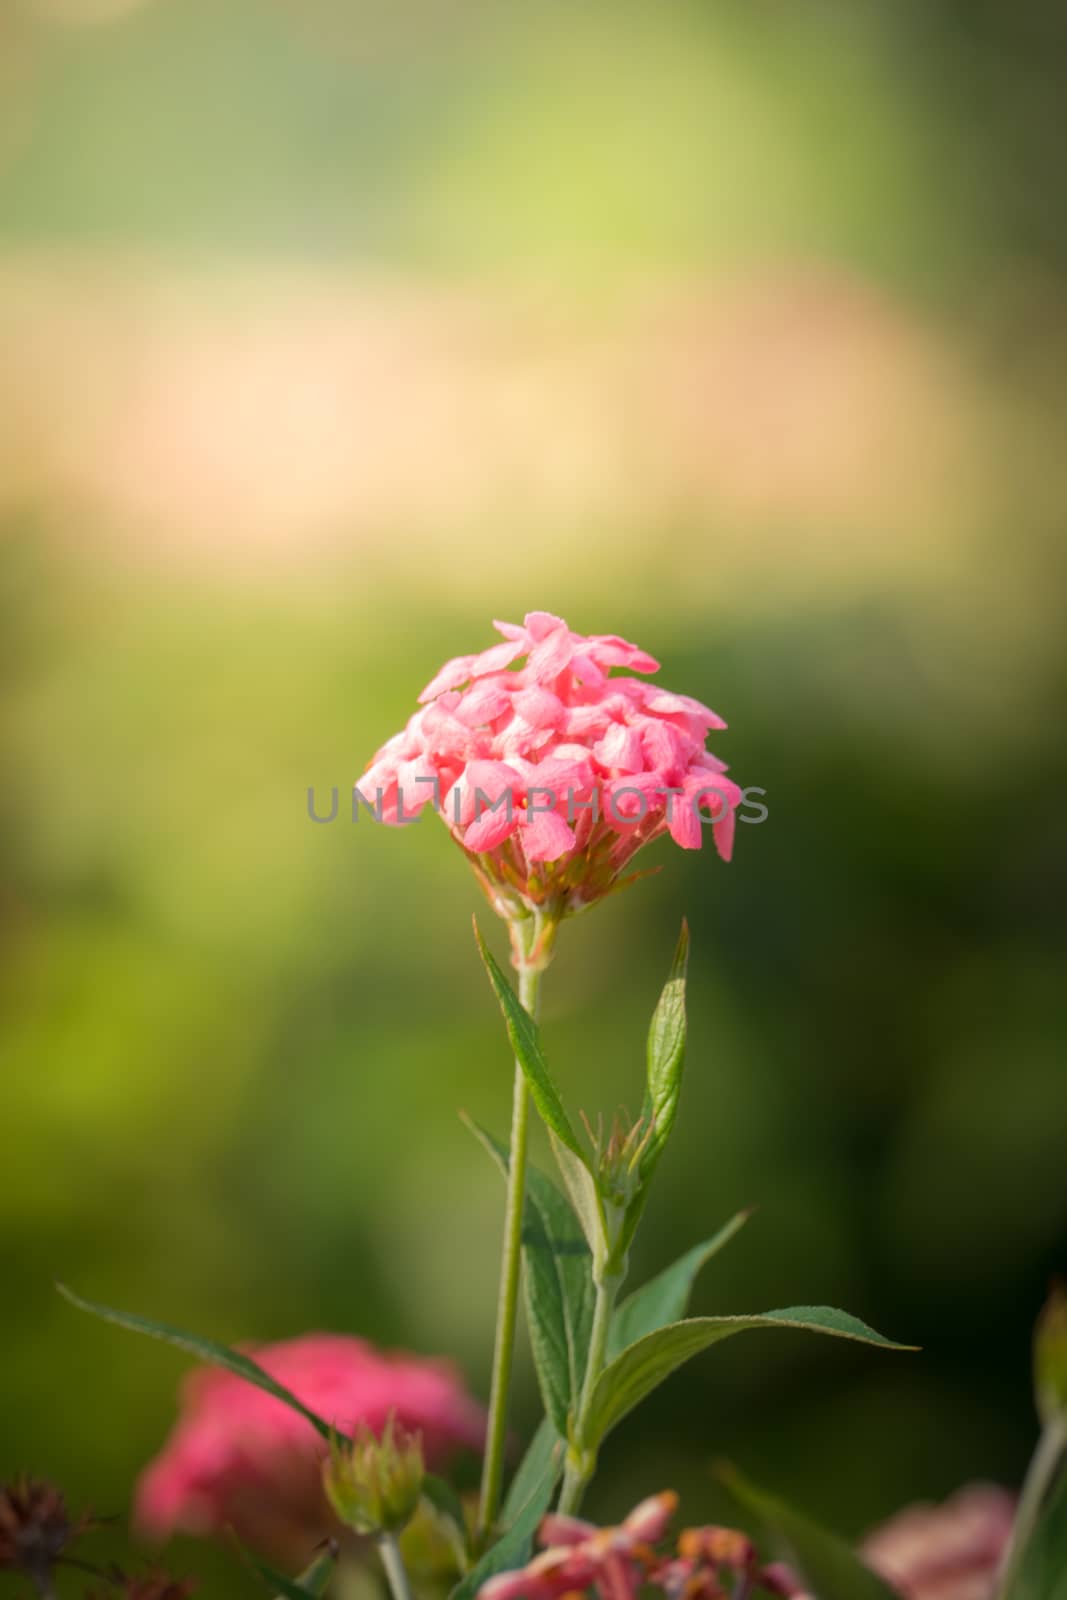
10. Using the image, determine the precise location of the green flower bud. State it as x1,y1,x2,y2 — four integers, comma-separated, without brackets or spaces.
1035,1282,1067,1426
323,1415,425,1536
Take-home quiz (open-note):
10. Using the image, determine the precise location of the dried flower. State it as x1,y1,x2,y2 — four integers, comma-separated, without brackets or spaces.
135,1333,484,1565
86,1567,197,1600
0,1475,98,1588
357,613,742,935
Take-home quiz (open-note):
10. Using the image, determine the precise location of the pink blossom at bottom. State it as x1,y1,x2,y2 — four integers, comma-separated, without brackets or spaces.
135,1334,485,1566
479,1494,796,1600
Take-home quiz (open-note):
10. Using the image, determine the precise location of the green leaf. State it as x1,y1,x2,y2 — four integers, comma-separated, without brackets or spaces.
607,1211,752,1361
640,920,689,1177
501,1416,565,1531
1003,1445,1067,1600
57,1284,335,1443
449,1473,552,1600
422,1474,470,1555
462,1116,594,1437
586,1307,915,1447
549,1131,606,1263
234,1539,337,1599
719,1466,900,1600
473,922,588,1164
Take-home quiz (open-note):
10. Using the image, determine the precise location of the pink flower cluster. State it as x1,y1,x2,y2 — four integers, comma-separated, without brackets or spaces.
135,1334,485,1566
479,1493,795,1600
477,1483,1015,1600
358,612,742,919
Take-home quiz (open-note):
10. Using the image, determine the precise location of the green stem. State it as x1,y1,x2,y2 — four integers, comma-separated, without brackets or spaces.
476,920,547,1548
556,1273,621,1516
996,1417,1065,1599
377,1532,416,1600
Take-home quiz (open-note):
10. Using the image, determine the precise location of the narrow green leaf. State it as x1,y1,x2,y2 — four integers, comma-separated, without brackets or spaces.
719,1466,900,1600
607,1211,753,1361
57,1284,335,1442
473,922,587,1163
234,1539,337,1599
449,1475,551,1600
641,921,689,1177
586,1307,915,1447
462,1116,594,1437
501,1416,564,1531
549,1132,606,1262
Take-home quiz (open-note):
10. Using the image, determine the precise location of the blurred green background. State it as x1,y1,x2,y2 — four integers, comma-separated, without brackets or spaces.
2,0,1066,1593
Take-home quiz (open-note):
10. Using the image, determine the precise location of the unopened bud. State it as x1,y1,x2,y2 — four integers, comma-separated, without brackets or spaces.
323,1416,425,1536
584,1110,656,1213
1035,1282,1067,1426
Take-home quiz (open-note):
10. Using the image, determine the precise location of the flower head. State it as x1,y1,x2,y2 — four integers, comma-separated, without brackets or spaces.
357,613,742,934
135,1333,485,1565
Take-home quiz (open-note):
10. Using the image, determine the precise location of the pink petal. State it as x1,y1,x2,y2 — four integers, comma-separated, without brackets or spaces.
463,806,520,853
393,757,440,820
623,1492,678,1544
526,754,596,800
562,704,612,740
569,649,608,690
448,760,522,826
522,806,576,862
687,775,742,818
418,654,476,703
454,682,514,727
644,690,726,731
526,626,575,683
640,719,689,782
492,618,526,641
666,788,702,849
592,723,645,773
513,686,566,730
523,610,568,641
478,1571,551,1600
604,772,663,825
470,638,526,677
588,635,661,674
539,1514,598,1548
596,1550,643,1600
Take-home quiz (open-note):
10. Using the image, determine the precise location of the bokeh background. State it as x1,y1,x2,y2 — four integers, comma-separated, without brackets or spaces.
2,0,1066,1592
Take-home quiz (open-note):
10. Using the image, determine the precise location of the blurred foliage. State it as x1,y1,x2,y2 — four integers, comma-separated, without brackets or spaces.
1,2,1066,1597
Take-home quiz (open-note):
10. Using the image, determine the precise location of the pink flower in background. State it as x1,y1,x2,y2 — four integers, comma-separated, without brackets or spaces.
135,1334,485,1566
860,1484,1015,1600
756,1484,1016,1600
357,612,743,927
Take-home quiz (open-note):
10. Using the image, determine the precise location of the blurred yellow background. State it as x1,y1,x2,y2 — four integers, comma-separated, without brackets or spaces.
1,1,1065,1593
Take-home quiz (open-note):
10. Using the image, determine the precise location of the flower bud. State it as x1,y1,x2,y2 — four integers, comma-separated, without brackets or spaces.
1035,1281,1067,1426
323,1415,425,1536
